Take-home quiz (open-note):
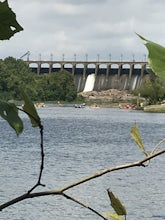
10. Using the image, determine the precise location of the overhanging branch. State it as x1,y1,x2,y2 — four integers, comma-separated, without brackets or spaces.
0,148,164,211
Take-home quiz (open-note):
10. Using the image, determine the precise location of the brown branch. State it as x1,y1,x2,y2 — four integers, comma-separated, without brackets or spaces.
0,148,164,212
28,123,45,193
62,192,108,220
0,191,61,211
150,137,165,154
59,148,165,192
17,107,45,193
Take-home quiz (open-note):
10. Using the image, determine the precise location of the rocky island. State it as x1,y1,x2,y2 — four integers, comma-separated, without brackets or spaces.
79,89,143,108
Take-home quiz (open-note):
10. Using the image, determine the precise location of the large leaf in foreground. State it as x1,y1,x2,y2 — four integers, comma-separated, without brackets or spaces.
21,90,41,127
131,124,147,156
107,190,127,216
137,33,165,81
0,100,23,135
0,0,23,40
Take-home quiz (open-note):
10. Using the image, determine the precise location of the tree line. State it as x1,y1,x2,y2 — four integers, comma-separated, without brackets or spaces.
133,70,165,104
1,56,165,105
0,57,77,102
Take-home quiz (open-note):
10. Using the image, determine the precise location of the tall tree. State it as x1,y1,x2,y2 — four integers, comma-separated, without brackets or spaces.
0,57,36,100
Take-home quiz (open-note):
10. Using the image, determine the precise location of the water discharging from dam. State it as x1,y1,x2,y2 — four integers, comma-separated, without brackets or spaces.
83,73,95,92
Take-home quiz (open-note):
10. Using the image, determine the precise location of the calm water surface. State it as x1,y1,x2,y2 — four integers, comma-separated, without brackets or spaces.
0,107,165,220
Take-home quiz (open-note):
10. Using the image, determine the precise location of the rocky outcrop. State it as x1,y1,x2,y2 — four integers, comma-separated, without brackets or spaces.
79,89,139,103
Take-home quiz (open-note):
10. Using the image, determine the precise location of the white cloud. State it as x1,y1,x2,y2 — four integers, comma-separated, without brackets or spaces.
1,0,165,61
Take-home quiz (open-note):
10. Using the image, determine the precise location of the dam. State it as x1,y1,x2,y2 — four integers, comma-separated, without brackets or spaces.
25,60,149,92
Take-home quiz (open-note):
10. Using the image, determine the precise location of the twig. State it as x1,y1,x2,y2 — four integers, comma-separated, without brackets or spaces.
62,192,108,220
150,137,165,155
17,107,45,193
28,123,45,193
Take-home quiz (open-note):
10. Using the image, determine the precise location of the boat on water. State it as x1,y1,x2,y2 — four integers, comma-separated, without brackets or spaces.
119,104,137,110
57,101,63,107
35,102,45,108
74,103,86,108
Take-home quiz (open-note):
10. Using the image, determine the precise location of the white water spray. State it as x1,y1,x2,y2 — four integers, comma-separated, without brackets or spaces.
132,75,138,90
83,73,95,92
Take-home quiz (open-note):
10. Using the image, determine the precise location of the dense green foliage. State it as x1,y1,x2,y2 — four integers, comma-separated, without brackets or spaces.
0,57,36,100
0,57,77,101
35,70,77,101
133,72,165,104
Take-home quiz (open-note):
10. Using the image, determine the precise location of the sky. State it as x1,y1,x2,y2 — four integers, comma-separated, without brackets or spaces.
1,0,165,62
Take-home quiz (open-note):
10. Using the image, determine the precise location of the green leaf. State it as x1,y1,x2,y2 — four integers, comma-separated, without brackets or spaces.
105,212,123,220
137,33,165,81
21,90,41,127
131,124,147,156
0,0,23,40
0,100,23,135
107,190,127,216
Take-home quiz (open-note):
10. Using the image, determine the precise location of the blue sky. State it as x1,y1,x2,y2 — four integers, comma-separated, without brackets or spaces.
1,0,165,61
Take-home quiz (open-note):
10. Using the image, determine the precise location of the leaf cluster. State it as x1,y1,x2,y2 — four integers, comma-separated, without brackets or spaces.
0,90,40,135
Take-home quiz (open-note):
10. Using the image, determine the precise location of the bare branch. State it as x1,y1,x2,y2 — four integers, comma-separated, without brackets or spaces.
59,148,165,192
62,193,108,220
17,107,45,193
150,137,165,155
0,191,61,211
28,124,45,193
0,148,164,212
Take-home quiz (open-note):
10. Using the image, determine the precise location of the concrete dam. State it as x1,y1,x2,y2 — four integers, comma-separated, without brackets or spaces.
26,60,149,92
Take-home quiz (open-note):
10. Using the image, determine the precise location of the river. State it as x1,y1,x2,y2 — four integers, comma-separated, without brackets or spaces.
0,106,165,220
